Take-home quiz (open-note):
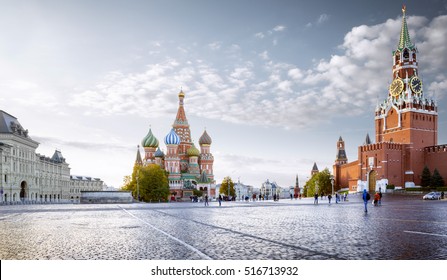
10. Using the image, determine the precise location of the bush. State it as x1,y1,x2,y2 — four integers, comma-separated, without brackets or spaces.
386,184,395,190
405,187,425,192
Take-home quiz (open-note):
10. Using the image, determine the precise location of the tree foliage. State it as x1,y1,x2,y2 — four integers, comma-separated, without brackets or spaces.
421,166,432,188
219,176,235,197
431,168,445,188
193,189,203,197
304,168,332,197
121,164,169,202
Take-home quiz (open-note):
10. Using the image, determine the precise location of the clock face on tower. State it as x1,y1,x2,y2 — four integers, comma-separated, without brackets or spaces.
410,76,422,94
389,78,404,97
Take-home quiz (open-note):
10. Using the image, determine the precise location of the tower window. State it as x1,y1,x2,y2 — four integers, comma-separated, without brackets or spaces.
403,49,409,60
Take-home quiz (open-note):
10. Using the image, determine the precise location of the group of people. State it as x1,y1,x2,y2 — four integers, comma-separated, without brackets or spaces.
362,189,382,212
314,192,348,204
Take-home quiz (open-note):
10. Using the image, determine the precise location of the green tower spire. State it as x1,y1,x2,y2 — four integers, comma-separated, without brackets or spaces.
397,5,414,50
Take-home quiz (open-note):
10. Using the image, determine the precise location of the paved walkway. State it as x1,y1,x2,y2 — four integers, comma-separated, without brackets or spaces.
1,194,446,259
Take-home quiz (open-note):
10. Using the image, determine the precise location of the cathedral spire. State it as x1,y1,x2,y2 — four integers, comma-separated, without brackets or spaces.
135,145,143,166
172,89,192,144
398,5,414,50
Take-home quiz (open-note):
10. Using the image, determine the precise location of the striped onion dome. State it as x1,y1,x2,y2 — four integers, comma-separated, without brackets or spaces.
141,128,159,148
199,129,212,145
187,143,200,157
164,128,180,145
154,147,165,158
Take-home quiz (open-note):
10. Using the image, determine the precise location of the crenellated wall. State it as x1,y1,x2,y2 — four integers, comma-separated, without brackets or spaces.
424,145,447,182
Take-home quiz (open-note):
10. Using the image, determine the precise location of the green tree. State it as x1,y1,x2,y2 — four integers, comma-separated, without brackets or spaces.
220,176,235,197
121,164,140,198
121,164,169,202
421,166,431,188
193,189,203,197
304,168,332,197
139,164,170,202
431,168,445,188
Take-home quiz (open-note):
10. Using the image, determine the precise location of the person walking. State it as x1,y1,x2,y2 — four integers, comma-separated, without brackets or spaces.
218,194,222,206
314,193,319,205
204,195,209,206
335,193,339,204
328,194,332,204
378,191,382,205
373,192,379,206
363,189,370,212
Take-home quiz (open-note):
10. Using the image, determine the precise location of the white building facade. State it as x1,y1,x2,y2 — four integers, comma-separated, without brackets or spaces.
0,110,103,204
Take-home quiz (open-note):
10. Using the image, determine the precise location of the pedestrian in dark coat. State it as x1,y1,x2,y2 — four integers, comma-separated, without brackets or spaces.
362,189,370,212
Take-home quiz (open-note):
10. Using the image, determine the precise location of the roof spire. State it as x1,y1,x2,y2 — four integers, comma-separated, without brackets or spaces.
398,4,413,50
135,145,143,166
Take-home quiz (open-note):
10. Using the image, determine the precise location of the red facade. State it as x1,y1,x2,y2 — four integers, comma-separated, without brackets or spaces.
333,7,446,190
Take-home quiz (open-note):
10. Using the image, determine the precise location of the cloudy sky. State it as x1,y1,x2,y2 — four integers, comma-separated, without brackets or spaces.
1,0,447,189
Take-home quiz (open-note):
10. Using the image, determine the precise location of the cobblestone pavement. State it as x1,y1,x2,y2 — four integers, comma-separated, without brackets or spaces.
1,194,446,260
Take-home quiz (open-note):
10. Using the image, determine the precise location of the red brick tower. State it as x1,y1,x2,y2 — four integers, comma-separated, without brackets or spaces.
374,5,437,185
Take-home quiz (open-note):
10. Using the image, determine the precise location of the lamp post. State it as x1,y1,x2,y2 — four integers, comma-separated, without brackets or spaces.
227,176,230,200
137,169,140,202
330,175,334,196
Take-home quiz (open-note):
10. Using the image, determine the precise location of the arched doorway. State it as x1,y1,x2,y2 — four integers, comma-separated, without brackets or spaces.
20,181,27,202
368,170,377,193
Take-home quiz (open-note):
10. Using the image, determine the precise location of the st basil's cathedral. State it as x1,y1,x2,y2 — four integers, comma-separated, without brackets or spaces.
135,90,216,200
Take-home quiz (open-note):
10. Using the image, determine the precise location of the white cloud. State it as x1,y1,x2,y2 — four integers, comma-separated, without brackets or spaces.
317,14,330,25
254,32,265,39
208,41,222,50
259,51,269,60
288,68,303,80
306,13,330,28
273,25,286,32
70,15,447,131
255,25,286,39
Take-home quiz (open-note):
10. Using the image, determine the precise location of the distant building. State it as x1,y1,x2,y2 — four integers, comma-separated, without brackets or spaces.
70,175,104,203
333,6,447,192
260,179,281,199
234,180,254,200
0,110,103,204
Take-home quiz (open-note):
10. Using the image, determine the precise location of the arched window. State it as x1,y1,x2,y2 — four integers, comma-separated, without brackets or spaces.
403,49,409,61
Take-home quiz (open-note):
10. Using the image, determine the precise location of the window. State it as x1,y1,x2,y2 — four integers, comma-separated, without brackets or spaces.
403,49,409,60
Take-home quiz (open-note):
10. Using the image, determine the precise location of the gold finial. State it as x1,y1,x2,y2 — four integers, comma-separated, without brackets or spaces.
402,4,406,14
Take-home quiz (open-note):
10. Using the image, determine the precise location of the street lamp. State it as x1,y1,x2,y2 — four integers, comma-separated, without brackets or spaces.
137,169,140,202
227,176,230,200
330,175,334,196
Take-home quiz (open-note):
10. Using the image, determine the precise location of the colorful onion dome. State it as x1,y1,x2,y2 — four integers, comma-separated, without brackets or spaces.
154,147,165,158
141,128,159,148
199,129,212,145
164,128,180,145
187,143,200,157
